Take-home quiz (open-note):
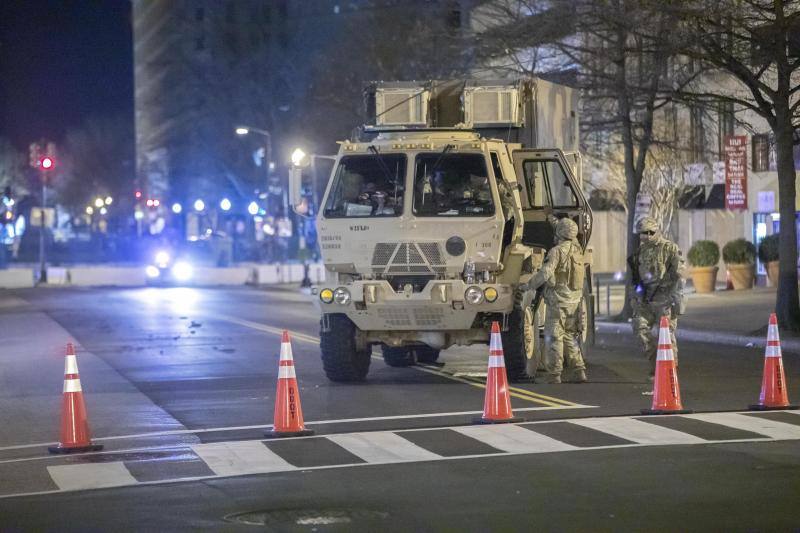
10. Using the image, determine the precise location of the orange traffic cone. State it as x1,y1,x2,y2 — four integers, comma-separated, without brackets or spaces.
641,317,692,415
749,313,798,411
725,270,734,290
474,322,521,424
265,331,314,438
49,343,103,454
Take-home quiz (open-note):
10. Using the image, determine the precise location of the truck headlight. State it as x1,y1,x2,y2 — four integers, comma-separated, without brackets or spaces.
465,286,484,305
320,288,334,303
483,287,498,302
333,287,351,305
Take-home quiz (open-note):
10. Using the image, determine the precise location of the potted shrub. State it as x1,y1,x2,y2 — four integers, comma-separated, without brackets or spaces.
758,234,780,286
722,238,757,290
687,240,720,293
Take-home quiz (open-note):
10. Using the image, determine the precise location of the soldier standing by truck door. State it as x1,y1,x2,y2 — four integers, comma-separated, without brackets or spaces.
628,216,685,380
528,218,587,384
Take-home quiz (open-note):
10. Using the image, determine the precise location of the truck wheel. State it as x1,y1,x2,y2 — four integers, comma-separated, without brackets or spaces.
413,346,440,364
501,305,535,381
320,314,371,381
382,346,416,367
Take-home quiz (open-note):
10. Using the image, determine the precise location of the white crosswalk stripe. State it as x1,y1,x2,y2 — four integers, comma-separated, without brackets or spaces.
326,432,441,463
569,417,707,445
453,424,577,453
47,462,137,491
685,412,800,440
191,441,296,476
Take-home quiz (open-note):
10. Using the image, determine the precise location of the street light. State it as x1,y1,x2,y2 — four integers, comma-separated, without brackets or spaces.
248,201,259,216
193,199,205,212
220,198,232,211
291,148,307,167
94,198,104,208
172,202,182,214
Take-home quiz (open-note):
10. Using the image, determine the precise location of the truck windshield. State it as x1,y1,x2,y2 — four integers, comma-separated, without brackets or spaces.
413,153,494,217
323,154,406,218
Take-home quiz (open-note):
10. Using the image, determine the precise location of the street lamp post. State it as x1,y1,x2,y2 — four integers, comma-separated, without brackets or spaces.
235,126,272,192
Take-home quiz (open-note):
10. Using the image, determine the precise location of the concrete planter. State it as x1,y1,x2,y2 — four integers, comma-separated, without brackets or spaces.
726,263,755,290
690,266,718,293
765,261,779,287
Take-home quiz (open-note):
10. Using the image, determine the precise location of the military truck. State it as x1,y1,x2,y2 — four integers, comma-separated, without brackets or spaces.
289,78,594,382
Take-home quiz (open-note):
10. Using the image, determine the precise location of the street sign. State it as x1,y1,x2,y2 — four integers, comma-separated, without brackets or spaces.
724,135,748,210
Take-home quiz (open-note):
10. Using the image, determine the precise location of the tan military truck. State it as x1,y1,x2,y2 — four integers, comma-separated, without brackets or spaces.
289,78,594,382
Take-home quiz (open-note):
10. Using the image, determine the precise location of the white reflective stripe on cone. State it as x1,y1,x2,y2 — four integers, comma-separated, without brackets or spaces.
765,345,782,358
277,366,297,379
64,355,79,375
768,324,779,340
488,355,505,368
279,342,293,361
656,348,674,361
489,334,502,352
63,378,82,393
658,327,671,345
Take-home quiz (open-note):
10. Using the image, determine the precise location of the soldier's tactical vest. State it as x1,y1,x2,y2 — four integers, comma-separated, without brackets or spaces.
638,239,672,285
554,241,585,291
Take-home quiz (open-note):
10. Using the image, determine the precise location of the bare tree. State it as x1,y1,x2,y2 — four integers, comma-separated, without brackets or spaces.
672,0,800,329
474,0,696,319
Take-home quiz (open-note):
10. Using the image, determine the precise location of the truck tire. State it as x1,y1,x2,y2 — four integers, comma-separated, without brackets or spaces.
320,314,371,381
382,346,416,367
501,305,536,381
413,346,440,364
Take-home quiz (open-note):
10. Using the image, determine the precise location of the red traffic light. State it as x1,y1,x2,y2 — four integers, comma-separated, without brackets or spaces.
135,191,142,199
40,156,54,170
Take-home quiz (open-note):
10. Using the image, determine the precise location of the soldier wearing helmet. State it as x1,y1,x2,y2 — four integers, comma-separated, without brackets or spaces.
628,216,685,380
527,217,587,384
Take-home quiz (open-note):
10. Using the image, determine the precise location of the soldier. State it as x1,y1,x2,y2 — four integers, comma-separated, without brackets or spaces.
628,216,685,380
528,218,587,384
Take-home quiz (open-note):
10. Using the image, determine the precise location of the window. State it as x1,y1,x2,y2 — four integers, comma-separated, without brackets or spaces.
413,153,494,217
690,105,705,161
718,101,735,156
490,152,504,181
194,8,204,22
324,154,406,218
752,134,770,172
522,159,577,208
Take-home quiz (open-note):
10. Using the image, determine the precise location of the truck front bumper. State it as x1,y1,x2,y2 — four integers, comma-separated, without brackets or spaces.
312,279,514,331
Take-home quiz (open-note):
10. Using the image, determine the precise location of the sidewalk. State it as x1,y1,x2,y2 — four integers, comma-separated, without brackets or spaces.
596,286,800,352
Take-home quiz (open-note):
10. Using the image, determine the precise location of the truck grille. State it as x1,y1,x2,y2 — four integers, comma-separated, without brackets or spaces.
376,307,445,327
371,242,445,275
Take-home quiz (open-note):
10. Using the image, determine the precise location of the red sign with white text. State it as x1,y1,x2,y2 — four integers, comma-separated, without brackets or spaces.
724,135,748,210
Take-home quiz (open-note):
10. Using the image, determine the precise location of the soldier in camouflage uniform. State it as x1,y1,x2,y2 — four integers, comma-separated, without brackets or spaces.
528,218,587,384
629,216,685,379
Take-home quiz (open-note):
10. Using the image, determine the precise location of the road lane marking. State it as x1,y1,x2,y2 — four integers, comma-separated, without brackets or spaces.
326,432,441,463
685,412,800,440
1,411,795,500
568,418,707,445
191,441,296,476
207,311,588,408
453,424,577,453
47,462,136,491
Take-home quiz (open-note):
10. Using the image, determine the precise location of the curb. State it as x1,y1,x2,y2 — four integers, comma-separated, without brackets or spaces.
596,321,800,353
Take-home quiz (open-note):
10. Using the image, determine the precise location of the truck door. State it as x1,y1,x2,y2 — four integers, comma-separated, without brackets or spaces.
511,149,592,250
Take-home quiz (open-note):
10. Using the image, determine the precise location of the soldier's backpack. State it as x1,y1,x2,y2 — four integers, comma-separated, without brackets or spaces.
567,242,585,291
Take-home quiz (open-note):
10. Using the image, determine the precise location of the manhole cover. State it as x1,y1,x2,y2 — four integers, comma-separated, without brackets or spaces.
224,508,389,527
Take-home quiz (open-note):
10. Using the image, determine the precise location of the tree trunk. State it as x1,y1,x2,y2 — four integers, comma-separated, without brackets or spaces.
773,112,800,331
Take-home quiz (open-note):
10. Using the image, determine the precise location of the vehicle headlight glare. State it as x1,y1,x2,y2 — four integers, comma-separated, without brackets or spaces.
172,262,193,282
145,265,160,279
465,286,484,305
484,287,498,302
333,287,351,305
319,288,334,304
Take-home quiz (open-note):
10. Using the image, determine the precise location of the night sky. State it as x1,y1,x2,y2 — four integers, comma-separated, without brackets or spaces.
0,0,132,150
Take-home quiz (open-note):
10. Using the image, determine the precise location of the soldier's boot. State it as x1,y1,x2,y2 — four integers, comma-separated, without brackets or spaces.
545,374,562,384
567,369,587,383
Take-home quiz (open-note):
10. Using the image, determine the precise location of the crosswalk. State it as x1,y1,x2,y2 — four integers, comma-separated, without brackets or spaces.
5,410,799,499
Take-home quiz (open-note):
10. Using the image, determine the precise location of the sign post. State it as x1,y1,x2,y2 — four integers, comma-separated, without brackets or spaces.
724,135,748,210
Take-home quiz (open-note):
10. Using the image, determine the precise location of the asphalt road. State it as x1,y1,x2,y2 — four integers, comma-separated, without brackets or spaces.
0,286,798,531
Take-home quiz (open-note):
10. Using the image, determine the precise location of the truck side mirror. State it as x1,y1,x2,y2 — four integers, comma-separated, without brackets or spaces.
289,167,303,213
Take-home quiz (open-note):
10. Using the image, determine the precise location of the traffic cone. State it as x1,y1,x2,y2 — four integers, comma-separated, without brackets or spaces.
265,330,314,438
474,322,521,424
641,317,692,415
49,343,103,454
749,313,798,411
725,270,733,290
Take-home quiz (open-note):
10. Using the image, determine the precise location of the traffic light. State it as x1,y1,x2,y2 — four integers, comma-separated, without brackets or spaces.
40,156,54,170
